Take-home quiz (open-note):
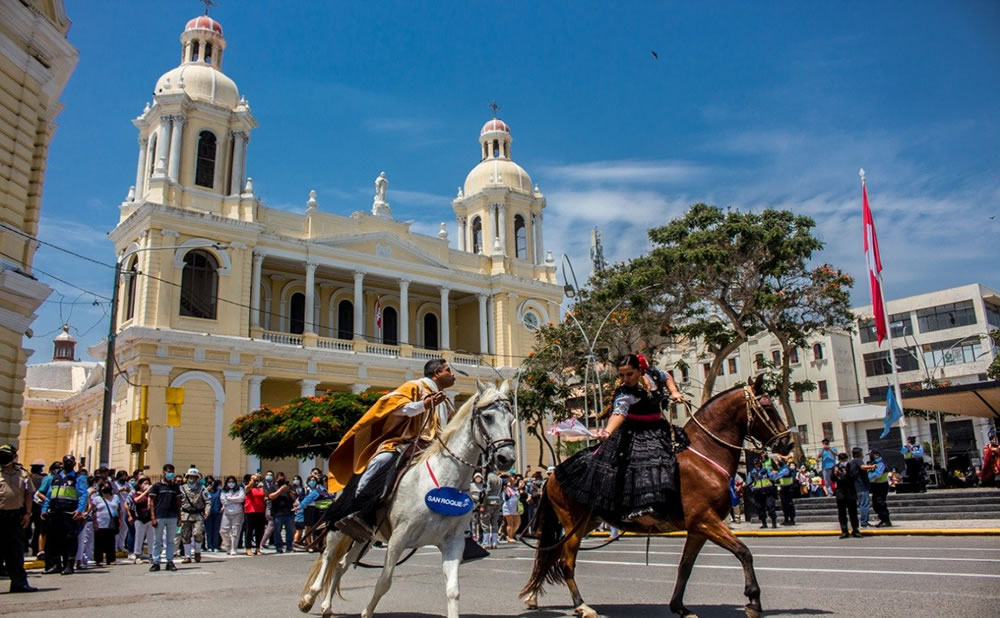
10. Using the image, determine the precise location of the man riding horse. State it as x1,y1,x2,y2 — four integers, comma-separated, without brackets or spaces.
327,358,456,543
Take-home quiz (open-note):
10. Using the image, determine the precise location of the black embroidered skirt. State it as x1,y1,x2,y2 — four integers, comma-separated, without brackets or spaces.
554,418,689,515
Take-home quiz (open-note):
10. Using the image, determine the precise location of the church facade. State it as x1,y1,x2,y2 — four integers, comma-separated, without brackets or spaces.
20,14,561,477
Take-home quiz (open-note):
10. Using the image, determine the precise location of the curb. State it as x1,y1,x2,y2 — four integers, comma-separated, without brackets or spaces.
589,528,1000,538
25,550,129,571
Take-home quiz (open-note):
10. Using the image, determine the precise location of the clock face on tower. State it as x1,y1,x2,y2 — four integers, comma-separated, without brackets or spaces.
522,311,540,331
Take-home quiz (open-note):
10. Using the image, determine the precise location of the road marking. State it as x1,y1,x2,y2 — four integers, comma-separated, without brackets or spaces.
494,556,1000,579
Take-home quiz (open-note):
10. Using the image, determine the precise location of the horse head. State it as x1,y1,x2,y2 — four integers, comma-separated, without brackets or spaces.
745,374,793,456
473,379,518,472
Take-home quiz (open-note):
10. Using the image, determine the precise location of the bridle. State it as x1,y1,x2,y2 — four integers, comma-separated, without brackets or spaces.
683,385,792,456
434,393,516,475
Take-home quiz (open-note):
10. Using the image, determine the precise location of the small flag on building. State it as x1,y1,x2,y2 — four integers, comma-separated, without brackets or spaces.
879,386,903,439
375,296,383,330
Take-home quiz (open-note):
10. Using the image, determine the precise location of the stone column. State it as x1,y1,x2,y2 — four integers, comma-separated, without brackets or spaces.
304,262,317,334
439,287,451,350
221,371,244,478
353,271,365,340
167,115,185,182
399,279,410,345
146,364,172,472
134,137,149,199
498,204,508,256
456,216,466,251
534,212,544,264
156,117,170,176
230,131,247,196
250,252,264,328
478,294,489,354
246,375,264,473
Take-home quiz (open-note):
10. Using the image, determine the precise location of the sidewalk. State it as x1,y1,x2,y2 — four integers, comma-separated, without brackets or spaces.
591,517,1000,538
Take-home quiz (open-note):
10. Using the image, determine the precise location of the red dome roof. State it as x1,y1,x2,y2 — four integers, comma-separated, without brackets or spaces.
185,16,223,36
481,118,510,135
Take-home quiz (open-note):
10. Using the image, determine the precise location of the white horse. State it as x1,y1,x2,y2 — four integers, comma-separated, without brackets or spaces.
299,380,517,618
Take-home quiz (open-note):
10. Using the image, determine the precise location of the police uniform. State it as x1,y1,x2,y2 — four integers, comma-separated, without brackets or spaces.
41,458,89,574
749,463,777,528
901,438,926,492
0,444,36,591
774,460,797,525
867,453,892,527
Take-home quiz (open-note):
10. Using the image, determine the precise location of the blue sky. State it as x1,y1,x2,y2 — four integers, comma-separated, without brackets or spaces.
29,1,1000,361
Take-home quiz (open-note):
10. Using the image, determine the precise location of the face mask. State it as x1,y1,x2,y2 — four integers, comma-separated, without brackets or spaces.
187,479,199,486
293,479,301,485
227,482,236,489
129,480,136,487
164,472,175,481
265,475,274,482
307,480,317,488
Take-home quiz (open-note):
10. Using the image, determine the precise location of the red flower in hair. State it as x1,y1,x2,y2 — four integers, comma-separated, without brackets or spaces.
637,354,649,372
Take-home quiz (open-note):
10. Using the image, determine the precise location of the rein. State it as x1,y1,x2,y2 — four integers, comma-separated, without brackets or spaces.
682,385,791,457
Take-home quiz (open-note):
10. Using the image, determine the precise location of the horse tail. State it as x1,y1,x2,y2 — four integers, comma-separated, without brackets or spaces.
520,480,572,599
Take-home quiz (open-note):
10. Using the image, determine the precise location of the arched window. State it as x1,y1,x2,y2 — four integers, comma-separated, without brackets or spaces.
382,306,398,345
337,300,354,340
813,343,824,361
471,216,483,254
124,257,138,322
514,215,527,259
493,140,500,157
179,250,218,319
205,42,213,64
423,313,439,350
147,134,157,178
289,292,305,334
191,40,200,62
195,131,216,188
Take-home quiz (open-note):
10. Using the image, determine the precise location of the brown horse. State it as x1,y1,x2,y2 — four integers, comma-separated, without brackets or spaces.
521,375,791,618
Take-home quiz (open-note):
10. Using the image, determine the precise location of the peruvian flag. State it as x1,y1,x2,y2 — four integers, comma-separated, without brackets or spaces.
862,176,887,346
374,297,383,331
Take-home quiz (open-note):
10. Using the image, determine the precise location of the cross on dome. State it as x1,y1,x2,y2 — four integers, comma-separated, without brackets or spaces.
201,0,216,15
489,100,500,118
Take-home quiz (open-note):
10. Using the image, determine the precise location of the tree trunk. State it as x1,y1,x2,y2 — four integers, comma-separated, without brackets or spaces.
701,337,746,403
776,337,805,461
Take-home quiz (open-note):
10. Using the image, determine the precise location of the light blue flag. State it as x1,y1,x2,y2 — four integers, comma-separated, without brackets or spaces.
880,387,903,439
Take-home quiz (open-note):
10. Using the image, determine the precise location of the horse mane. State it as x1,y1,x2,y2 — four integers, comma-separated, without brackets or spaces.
415,384,504,464
696,383,744,414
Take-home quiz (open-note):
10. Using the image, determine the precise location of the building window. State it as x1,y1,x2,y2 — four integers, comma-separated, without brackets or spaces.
493,140,500,157
195,131,217,188
916,300,976,333
681,366,689,382
382,306,398,345
818,380,829,400
337,300,353,339
703,362,712,378
124,257,138,322
813,343,824,361
471,216,483,254
788,347,799,364
822,421,834,442
514,215,527,259
794,390,804,403
289,292,305,334
204,42,213,64
868,385,889,400
797,424,809,446
922,337,983,370
859,312,913,343
985,303,1000,329
727,357,738,375
771,350,781,365
423,313,439,350
863,347,919,377
179,250,218,319
754,353,765,369
191,40,200,62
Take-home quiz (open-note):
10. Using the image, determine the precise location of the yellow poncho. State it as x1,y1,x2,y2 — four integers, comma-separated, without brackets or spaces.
326,378,441,493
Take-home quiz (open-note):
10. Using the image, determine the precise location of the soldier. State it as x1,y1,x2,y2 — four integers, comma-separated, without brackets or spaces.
0,444,37,592
178,467,210,563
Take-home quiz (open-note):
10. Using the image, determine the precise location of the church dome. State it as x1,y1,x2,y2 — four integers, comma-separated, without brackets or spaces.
481,118,510,135
185,15,223,36
154,63,240,109
464,158,532,195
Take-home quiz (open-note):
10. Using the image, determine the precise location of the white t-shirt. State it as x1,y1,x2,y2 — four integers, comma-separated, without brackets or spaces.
91,493,121,529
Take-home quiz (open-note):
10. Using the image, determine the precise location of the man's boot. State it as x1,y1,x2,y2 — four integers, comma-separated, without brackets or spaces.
44,561,62,575
335,511,375,543
61,561,74,575
759,520,768,529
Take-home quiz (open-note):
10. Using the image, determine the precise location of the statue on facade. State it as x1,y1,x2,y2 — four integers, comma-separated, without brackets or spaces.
372,171,392,217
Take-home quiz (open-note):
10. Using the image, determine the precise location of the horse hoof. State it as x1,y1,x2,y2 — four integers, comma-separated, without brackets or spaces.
297,598,314,613
524,598,538,610
575,604,599,618
745,606,762,618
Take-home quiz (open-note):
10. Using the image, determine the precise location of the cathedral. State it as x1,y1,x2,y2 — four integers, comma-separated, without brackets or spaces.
19,14,561,477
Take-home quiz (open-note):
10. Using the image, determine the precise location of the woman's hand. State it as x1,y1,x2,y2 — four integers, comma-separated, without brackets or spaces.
596,428,610,441
670,391,686,403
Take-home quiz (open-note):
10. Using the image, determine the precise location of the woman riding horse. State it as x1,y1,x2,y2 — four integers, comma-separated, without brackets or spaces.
555,354,690,524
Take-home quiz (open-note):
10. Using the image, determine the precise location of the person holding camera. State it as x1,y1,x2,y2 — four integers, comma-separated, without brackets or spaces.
833,452,862,539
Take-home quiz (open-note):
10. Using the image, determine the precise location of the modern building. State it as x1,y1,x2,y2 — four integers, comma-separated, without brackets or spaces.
839,283,1000,472
0,0,77,448
17,14,561,477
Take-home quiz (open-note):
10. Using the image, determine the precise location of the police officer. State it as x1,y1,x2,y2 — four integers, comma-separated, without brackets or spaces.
748,459,777,528
773,454,797,526
0,444,37,592
901,436,926,493
867,449,892,527
41,454,89,574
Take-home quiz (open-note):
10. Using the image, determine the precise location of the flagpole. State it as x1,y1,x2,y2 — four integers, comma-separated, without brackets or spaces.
861,168,907,444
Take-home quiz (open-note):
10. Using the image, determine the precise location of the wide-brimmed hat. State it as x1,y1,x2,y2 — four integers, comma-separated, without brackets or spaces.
185,467,201,478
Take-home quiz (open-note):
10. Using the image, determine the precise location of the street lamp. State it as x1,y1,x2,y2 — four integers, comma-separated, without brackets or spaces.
98,242,230,467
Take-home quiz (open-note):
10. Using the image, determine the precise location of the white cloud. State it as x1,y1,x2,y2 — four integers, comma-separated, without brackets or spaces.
541,160,708,185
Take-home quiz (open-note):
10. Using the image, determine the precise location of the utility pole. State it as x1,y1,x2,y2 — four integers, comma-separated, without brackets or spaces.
99,257,123,468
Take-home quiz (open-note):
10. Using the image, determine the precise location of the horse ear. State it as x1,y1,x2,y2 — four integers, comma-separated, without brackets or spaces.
498,380,511,397
476,379,489,395
753,374,765,394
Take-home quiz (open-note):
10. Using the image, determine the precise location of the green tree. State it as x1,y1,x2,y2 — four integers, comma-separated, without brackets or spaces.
229,390,381,460
988,329,1000,381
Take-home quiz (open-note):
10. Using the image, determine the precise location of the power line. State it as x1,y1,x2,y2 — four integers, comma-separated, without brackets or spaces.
0,249,113,301
0,222,113,270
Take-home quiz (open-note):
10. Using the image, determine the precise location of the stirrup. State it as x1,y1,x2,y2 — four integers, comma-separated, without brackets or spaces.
623,506,656,522
335,513,374,543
